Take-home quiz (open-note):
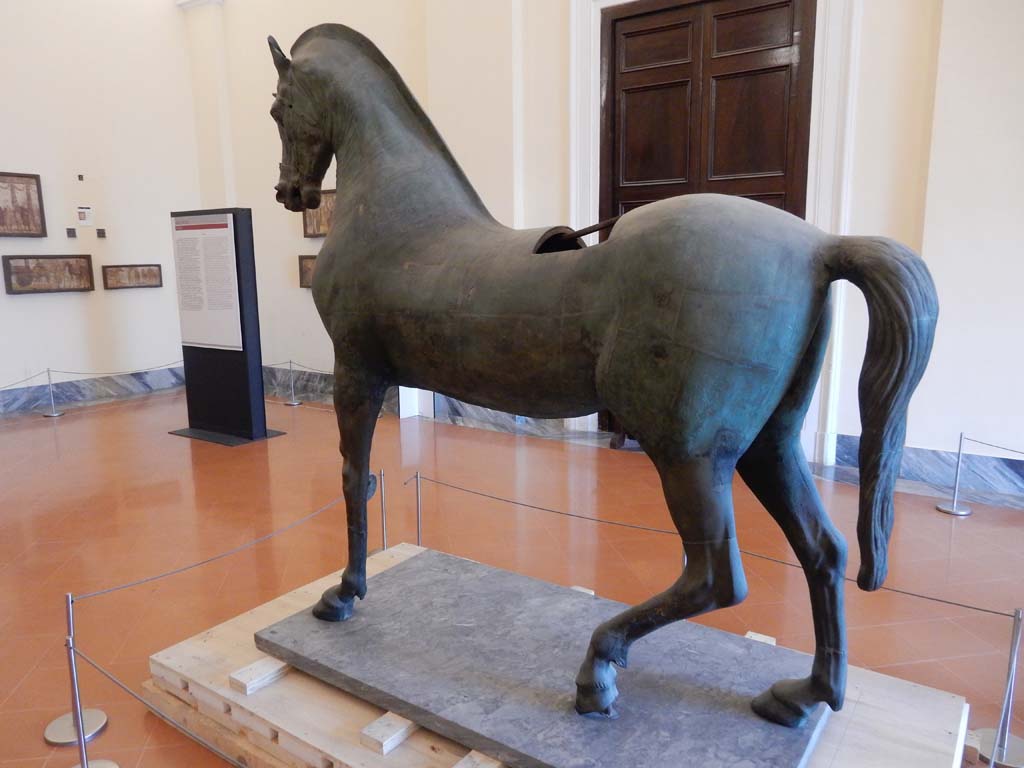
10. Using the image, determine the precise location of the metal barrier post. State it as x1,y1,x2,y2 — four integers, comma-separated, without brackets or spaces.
415,471,423,546
936,432,971,516
380,468,388,550
43,368,65,418
44,595,118,767
978,608,1024,767
284,360,301,407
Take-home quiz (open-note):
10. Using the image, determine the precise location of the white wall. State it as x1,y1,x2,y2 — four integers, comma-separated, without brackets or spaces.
906,0,1024,457
0,0,200,386
832,0,942,447
834,0,1024,459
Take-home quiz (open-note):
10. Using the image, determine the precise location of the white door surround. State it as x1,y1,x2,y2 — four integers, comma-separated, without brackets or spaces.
567,0,863,461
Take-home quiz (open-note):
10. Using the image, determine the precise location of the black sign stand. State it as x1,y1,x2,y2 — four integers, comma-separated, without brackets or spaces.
169,207,281,446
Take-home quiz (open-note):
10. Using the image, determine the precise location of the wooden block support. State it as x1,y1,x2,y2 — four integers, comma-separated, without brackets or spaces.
229,656,291,695
453,750,504,768
145,543,969,768
360,711,420,755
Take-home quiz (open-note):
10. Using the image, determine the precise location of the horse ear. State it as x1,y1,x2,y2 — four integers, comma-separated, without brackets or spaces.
268,36,290,77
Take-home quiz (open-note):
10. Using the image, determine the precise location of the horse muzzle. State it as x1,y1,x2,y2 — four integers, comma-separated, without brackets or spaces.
275,181,322,212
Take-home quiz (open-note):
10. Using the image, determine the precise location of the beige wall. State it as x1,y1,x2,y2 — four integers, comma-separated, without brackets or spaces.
904,0,1024,456
833,0,943,443
0,0,200,386
835,0,1024,458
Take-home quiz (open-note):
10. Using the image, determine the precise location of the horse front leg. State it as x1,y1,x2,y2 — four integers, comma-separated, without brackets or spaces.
313,380,385,622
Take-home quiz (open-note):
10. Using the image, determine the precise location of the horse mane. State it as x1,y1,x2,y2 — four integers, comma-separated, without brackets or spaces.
289,24,488,217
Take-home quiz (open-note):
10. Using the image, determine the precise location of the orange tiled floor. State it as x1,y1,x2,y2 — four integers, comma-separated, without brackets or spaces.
1,391,1021,766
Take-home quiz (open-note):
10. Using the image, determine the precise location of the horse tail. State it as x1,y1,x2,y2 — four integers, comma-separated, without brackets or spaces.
824,236,938,591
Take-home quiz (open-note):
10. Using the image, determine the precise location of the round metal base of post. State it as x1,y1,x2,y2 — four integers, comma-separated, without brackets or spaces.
978,728,1024,767
284,400,302,407
42,410,65,418
71,760,120,768
936,501,972,516
44,709,108,745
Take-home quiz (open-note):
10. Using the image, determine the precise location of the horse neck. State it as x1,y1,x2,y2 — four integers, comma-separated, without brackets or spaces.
328,71,496,240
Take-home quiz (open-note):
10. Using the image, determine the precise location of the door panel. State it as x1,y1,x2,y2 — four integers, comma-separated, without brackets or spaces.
707,66,790,179
621,80,693,183
601,0,815,220
711,1,794,57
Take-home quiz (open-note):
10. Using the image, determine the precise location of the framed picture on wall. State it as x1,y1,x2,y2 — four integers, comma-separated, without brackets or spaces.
0,172,47,237
2,255,94,294
102,264,163,289
298,255,316,288
302,189,335,237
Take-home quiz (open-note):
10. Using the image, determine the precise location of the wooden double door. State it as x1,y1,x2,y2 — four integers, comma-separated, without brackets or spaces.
600,0,816,221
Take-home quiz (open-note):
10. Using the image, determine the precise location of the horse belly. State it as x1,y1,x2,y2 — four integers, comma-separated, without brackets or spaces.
387,310,601,418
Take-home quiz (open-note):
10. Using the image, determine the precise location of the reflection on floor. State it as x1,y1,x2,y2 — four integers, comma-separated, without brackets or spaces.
0,391,1020,766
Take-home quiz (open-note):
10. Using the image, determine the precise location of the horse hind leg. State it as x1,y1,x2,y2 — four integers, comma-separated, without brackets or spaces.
738,434,848,726
734,301,847,726
575,454,748,717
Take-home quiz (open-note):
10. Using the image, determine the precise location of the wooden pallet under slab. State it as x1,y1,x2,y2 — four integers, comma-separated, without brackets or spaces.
146,543,969,768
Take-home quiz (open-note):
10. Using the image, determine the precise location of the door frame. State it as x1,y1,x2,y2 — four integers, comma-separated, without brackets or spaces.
568,0,863,464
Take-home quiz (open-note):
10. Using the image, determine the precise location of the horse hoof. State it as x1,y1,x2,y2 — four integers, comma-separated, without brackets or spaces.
751,686,811,728
576,701,619,720
574,681,620,718
312,586,355,622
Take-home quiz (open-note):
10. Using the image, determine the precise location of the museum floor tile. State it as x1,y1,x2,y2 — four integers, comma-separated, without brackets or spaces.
0,390,1021,766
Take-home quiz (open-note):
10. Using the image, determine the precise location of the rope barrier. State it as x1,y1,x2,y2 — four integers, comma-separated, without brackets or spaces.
0,370,47,390
74,492,345,601
410,473,1016,619
963,436,1024,457
290,360,333,375
48,359,184,377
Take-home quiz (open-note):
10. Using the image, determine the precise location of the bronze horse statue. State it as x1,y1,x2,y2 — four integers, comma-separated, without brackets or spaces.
268,25,938,728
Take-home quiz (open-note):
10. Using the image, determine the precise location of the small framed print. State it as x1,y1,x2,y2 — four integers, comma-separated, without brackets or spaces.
2,255,94,294
0,172,47,237
298,255,316,288
102,264,163,290
302,189,336,237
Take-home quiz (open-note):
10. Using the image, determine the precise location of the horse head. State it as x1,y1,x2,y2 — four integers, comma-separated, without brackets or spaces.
268,36,334,213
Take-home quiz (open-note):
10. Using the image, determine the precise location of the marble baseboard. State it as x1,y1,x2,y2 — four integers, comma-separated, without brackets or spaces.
810,461,1024,512
0,364,402,419
0,367,186,417
262,366,399,416
836,433,1024,497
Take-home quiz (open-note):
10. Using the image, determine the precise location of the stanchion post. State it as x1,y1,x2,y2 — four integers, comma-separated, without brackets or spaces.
937,431,971,516
43,367,65,418
415,471,423,546
285,360,301,407
66,631,91,768
44,594,118,766
380,468,388,550
978,608,1024,768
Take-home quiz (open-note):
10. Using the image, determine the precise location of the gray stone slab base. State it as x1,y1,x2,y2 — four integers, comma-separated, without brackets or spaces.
256,549,828,768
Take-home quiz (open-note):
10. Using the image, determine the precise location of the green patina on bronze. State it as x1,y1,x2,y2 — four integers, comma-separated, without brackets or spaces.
268,25,938,728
